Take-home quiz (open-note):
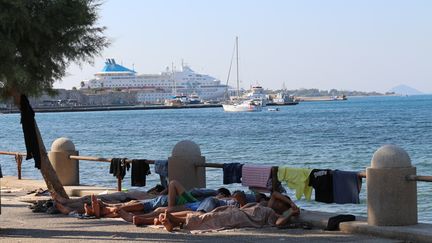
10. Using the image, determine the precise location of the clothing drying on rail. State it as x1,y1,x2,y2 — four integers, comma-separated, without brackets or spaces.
19,94,41,169
241,165,272,188
223,163,243,184
131,159,151,187
154,159,168,188
109,158,130,180
309,169,334,203
332,170,362,204
277,167,313,200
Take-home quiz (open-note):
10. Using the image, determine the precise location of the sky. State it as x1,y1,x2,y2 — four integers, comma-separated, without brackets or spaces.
55,0,432,93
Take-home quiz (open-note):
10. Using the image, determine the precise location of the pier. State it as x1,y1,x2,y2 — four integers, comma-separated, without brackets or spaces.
1,140,432,242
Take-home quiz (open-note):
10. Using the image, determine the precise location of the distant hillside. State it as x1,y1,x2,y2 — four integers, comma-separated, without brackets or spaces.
271,88,382,97
389,85,422,95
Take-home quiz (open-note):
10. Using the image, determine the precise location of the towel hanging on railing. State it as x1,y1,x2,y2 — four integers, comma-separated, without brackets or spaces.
241,165,272,188
278,167,313,200
332,170,361,204
223,163,243,184
131,159,151,187
19,94,41,169
154,160,168,188
109,158,129,180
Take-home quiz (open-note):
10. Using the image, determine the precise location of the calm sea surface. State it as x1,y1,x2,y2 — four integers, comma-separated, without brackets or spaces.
1,95,431,222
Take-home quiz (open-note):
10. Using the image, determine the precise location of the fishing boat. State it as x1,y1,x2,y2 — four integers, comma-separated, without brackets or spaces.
222,37,262,112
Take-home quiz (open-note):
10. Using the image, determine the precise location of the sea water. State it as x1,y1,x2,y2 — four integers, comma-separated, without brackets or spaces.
1,95,431,222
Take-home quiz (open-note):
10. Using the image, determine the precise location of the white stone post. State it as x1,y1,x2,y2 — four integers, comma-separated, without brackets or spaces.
48,138,79,186
367,145,417,226
168,140,206,190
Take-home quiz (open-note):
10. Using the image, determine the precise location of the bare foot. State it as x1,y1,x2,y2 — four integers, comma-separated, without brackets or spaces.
91,194,100,218
84,203,94,216
154,217,161,225
160,213,174,232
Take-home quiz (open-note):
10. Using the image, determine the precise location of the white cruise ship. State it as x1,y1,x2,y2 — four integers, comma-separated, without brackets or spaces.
80,59,227,103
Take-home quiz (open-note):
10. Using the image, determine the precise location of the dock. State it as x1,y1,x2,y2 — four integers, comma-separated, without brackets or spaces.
1,176,431,242
0,104,222,114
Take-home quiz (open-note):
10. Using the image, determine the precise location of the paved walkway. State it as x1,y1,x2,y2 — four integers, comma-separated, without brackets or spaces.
0,176,415,242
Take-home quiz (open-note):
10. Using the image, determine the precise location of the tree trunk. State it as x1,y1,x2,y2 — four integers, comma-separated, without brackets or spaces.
12,91,69,199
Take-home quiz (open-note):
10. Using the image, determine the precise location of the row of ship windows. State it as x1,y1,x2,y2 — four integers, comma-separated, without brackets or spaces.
103,83,199,87
138,93,213,98
105,77,208,81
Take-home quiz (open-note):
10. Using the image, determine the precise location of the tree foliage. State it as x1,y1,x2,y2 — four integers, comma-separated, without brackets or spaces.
0,0,108,98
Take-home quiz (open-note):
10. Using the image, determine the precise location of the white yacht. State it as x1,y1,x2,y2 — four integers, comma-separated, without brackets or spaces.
222,37,262,112
80,59,227,103
222,99,262,112
243,85,268,106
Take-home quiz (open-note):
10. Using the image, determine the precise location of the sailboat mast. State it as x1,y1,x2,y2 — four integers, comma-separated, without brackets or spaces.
236,36,240,98
172,62,176,95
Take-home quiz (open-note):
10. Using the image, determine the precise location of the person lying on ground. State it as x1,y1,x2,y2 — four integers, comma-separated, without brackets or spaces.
158,202,279,232
263,191,300,226
232,190,300,227
52,185,165,215
129,189,244,226
54,180,224,218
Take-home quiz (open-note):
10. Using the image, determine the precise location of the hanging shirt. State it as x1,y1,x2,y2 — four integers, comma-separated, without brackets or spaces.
309,169,334,203
241,165,272,188
131,159,151,187
19,95,41,169
277,167,313,200
223,163,243,184
332,170,361,204
109,158,130,180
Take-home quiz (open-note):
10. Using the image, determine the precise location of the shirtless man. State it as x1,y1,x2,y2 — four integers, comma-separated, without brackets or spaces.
266,191,300,226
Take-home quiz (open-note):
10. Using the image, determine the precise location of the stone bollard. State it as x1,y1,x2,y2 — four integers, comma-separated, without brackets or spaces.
168,140,206,190
367,145,417,226
48,138,79,186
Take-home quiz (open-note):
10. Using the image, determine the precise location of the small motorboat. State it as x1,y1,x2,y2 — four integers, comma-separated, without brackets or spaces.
268,108,280,112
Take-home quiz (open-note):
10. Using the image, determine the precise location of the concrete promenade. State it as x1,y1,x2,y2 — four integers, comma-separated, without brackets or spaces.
0,176,428,242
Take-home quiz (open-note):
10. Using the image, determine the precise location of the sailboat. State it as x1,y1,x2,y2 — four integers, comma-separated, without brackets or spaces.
222,37,262,112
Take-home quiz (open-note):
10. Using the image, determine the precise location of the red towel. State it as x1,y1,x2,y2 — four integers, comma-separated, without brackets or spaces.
241,165,272,188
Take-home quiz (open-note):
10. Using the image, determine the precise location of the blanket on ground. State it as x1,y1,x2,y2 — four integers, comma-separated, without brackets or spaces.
184,203,277,233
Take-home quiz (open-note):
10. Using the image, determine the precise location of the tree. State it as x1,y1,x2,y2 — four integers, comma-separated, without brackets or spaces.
0,0,109,198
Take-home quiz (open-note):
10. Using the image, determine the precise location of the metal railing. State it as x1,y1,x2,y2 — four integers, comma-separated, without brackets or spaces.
2,150,432,192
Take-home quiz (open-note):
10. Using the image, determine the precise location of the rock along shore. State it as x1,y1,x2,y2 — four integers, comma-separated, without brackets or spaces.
0,176,427,242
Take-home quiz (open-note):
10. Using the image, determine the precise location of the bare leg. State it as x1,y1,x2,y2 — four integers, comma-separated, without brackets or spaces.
133,215,157,226
168,180,186,207
91,195,101,218
55,202,73,215
118,202,145,212
118,209,134,222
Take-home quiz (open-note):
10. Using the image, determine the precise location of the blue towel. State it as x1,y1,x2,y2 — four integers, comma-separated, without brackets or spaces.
223,163,243,184
332,170,361,204
154,160,168,188
154,160,168,177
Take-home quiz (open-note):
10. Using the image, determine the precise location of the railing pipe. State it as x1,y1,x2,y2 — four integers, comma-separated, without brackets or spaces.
2,151,432,191
406,175,432,182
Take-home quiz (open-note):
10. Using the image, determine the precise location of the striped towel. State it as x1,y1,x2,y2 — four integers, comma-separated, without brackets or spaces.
241,165,272,188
